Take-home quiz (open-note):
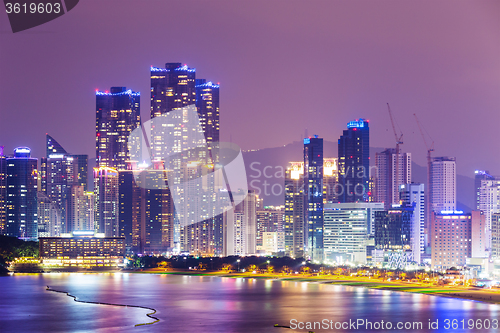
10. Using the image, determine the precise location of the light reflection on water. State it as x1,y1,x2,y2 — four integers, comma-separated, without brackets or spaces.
0,273,499,333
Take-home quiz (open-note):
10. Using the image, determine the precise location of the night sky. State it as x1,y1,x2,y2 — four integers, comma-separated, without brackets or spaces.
0,0,499,177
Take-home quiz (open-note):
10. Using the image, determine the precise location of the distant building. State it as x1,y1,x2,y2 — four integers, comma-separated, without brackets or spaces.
256,206,284,251
492,213,500,260
6,147,38,240
303,136,324,261
39,231,125,270
399,183,425,263
95,87,140,170
40,135,88,234
0,146,6,234
477,177,500,249
94,167,119,237
430,157,456,213
338,119,370,203
284,162,304,258
224,190,257,256
471,211,487,258
37,192,61,238
474,170,494,210
375,149,411,209
195,79,220,153
324,202,384,264
374,205,413,251
431,211,472,270
323,158,338,204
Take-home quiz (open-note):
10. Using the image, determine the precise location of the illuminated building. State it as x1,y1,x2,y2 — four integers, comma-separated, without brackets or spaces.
303,135,324,261
195,79,220,153
37,192,61,237
477,177,500,249
375,149,411,209
430,157,456,213
40,135,88,234
431,211,472,270
119,166,174,255
471,210,487,258
284,161,304,258
67,186,93,232
150,63,222,254
256,206,285,253
224,190,257,256
95,87,140,170
399,183,425,263
374,205,413,251
338,119,370,203
39,231,125,270
474,170,494,210
94,167,119,237
323,158,338,204
492,213,500,260
6,147,38,240
0,146,6,234
324,202,384,264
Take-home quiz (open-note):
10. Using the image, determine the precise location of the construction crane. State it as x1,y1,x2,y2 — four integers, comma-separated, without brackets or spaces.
387,103,403,204
414,113,434,247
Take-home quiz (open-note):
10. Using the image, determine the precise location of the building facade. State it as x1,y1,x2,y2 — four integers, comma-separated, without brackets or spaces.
303,136,324,261
39,231,125,270
431,211,472,270
95,87,140,170
375,149,411,209
5,147,38,240
399,183,425,263
430,157,456,213
324,202,384,264
338,119,370,203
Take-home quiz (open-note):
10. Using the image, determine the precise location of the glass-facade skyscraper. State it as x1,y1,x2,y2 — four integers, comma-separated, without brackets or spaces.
303,135,324,262
338,119,370,203
150,63,223,255
95,87,140,170
6,147,38,240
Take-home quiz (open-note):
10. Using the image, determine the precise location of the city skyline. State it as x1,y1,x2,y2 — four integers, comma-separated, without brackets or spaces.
0,1,498,178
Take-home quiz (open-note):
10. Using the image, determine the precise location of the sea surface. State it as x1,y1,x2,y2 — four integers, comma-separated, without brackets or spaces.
0,273,499,332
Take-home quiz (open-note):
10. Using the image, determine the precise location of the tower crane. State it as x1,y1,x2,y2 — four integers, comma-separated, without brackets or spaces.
387,103,403,204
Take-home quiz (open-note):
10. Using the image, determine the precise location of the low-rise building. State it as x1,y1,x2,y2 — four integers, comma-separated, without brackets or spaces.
39,230,125,270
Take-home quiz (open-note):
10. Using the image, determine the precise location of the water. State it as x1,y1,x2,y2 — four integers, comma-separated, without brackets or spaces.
0,273,499,332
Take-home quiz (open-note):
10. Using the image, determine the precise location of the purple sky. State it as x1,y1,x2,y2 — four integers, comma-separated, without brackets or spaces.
1,0,499,177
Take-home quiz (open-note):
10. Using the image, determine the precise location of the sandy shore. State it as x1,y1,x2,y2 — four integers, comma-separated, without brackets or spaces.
134,268,500,305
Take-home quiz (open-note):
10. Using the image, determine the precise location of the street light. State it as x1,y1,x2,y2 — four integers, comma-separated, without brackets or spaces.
237,259,240,272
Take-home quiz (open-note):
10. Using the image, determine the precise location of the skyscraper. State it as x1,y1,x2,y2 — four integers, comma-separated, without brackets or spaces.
284,162,304,258
430,157,456,213
40,135,88,234
477,177,500,249
303,135,324,261
0,146,6,234
150,63,222,255
399,183,425,263
323,158,338,204
6,147,38,240
195,79,220,151
338,119,370,203
95,87,140,170
474,170,494,210
375,149,411,209
94,167,119,237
